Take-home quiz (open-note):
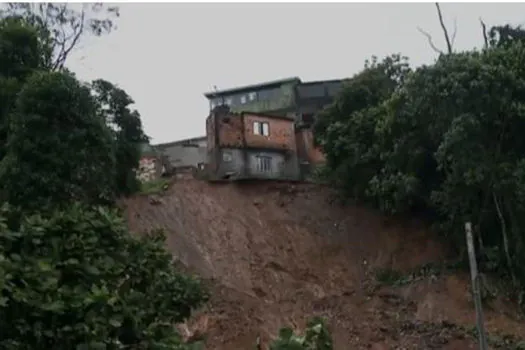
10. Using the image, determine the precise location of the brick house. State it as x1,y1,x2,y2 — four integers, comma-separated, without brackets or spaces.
206,105,299,181
204,77,342,174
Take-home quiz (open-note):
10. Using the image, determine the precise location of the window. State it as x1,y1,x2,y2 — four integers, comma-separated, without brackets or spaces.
253,121,269,136
225,98,232,106
210,101,216,109
298,84,325,98
248,92,257,101
262,122,269,136
327,82,343,97
240,95,247,104
256,156,272,173
223,151,232,162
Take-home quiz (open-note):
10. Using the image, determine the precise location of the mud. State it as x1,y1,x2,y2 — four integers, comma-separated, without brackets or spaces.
122,177,525,349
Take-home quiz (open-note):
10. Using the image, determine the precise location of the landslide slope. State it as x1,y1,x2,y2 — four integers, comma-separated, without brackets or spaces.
122,177,525,349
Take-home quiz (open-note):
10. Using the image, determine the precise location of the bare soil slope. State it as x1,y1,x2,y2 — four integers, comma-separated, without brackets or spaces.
122,177,525,349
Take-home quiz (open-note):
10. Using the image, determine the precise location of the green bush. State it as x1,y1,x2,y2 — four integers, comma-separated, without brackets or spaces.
0,203,208,349
270,317,333,350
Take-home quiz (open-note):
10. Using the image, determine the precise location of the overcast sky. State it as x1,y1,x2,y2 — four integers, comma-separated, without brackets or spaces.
67,2,525,144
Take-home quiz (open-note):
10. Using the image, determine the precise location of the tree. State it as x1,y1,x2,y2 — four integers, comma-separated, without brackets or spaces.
314,54,411,206
0,70,117,211
316,31,525,291
488,24,525,48
0,203,208,349
91,79,150,195
0,16,52,160
417,3,457,55
1,3,119,70
0,18,209,349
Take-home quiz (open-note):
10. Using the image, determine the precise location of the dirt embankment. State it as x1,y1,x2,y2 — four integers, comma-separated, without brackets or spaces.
122,177,525,349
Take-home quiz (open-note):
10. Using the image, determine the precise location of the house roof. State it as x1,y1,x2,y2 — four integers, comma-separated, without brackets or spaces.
299,78,345,86
153,136,207,149
204,77,301,99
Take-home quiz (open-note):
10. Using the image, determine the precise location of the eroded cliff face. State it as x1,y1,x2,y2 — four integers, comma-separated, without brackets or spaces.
122,177,525,349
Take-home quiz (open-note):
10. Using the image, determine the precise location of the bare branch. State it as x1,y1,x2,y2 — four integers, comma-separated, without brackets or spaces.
451,17,458,48
52,9,85,70
435,2,453,54
480,17,489,49
417,26,444,54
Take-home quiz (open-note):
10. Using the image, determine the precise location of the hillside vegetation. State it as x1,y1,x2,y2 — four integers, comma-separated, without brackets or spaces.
1,2,525,350
0,6,208,349
315,25,525,300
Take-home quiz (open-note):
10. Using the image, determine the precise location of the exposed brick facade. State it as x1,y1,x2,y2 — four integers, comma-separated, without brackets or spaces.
206,106,322,181
244,114,296,151
217,113,243,148
210,112,296,152
295,128,325,164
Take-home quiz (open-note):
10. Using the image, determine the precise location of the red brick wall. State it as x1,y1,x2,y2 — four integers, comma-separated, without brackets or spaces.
295,128,325,164
217,114,243,148
244,114,295,151
215,113,296,152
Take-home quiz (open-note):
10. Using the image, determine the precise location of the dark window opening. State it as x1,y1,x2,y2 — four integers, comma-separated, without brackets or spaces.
256,156,272,173
302,113,315,124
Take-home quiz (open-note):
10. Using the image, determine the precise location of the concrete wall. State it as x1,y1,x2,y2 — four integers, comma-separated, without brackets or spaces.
155,137,207,170
216,148,299,180
295,81,343,124
159,144,207,169
209,81,297,115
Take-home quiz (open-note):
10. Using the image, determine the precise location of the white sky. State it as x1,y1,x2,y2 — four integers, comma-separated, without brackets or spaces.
66,2,525,144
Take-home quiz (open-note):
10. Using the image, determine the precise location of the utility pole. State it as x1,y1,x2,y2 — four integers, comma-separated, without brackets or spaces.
465,222,488,350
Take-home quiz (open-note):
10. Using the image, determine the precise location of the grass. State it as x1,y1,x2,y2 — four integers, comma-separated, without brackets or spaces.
139,178,170,195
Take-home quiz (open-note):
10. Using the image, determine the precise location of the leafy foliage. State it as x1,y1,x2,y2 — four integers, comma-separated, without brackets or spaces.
91,79,150,196
0,11,206,350
315,26,525,292
0,16,148,206
0,17,52,160
314,54,411,207
0,70,117,210
0,204,208,349
270,317,333,350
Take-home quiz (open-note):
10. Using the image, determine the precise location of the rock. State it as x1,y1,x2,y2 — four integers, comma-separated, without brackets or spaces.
149,196,163,205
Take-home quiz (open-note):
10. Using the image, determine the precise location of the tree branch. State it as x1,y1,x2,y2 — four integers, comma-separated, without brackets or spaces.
52,8,85,70
435,2,453,54
493,191,517,286
451,17,458,48
480,17,489,49
417,27,444,54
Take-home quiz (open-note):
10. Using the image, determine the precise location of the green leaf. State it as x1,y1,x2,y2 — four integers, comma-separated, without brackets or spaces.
109,318,122,328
